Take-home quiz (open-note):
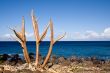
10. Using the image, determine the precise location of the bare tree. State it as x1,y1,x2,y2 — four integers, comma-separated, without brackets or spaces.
42,19,66,68
31,10,49,66
10,11,65,68
11,17,31,63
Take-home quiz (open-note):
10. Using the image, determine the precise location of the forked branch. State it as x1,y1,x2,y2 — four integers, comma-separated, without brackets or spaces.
31,10,49,66
42,19,66,68
11,17,30,63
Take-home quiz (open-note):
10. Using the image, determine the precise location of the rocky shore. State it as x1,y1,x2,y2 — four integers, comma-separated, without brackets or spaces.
0,53,110,73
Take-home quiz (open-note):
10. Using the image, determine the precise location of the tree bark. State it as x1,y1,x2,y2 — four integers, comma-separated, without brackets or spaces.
22,43,31,63
42,42,53,67
35,43,39,65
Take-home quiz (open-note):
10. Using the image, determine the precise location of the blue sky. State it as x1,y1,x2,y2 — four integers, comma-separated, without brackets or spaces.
0,0,110,41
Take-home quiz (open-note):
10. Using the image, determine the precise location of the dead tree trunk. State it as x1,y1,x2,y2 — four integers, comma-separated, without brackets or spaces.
11,17,30,63
42,19,66,68
31,10,49,66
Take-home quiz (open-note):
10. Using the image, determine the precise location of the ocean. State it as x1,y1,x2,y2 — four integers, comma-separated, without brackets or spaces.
0,41,110,60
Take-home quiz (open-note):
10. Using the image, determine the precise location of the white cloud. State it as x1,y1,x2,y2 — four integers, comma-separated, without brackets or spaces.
64,27,110,41
85,31,99,38
0,34,12,41
101,27,110,38
0,32,34,41
25,33,34,38
104,27,110,34
1,27,110,41
0,32,50,41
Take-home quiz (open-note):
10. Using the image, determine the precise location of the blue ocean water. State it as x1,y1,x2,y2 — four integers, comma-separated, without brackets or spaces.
0,41,110,60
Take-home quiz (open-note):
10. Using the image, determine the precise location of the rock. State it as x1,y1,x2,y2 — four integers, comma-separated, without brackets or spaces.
29,53,35,56
61,60,71,66
16,69,42,73
47,63,53,68
0,66,4,72
91,56,97,61
3,70,12,73
33,70,42,73
100,59,105,64
83,61,93,67
49,64,69,73
69,56,77,62
42,71,47,73
15,70,20,73
50,55,57,64
0,54,10,65
18,69,33,73
43,56,46,61
17,58,24,65
2,54,10,61
58,57,66,64
57,57,71,66
93,60,100,65
10,54,18,61
29,53,35,61
9,54,23,65
85,57,92,61
38,54,43,64
105,60,110,65
0,54,10,64
77,58,83,63
80,58,85,62
2,60,10,65
0,60,3,64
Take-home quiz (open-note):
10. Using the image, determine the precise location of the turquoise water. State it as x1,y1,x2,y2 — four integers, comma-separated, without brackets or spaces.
0,41,110,59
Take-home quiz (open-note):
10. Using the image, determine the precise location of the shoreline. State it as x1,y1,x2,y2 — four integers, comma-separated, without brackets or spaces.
1,53,110,60
0,53,110,73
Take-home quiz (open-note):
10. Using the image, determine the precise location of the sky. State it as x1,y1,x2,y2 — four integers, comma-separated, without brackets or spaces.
0,0,110,41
